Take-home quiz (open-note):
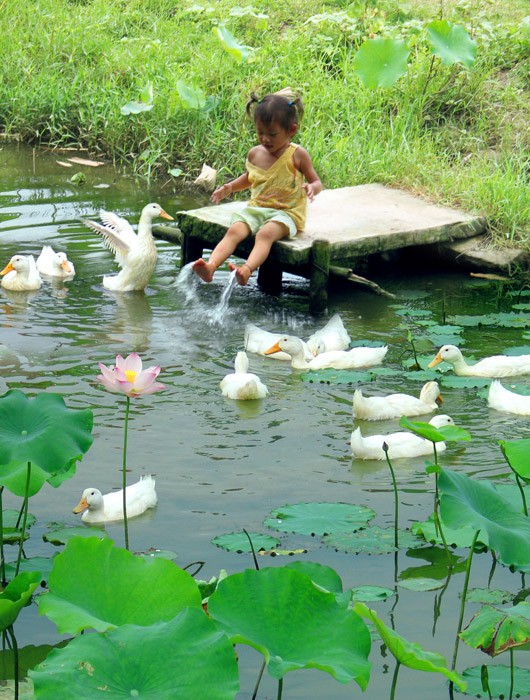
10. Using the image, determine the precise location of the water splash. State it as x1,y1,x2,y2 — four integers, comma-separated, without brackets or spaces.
207,270,237,325
173,262,200,304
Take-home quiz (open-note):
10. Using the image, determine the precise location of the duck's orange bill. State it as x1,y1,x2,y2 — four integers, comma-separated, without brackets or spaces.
428,353,443,368
264,342,281,355
61,260,72,273
436,394,443,404
72,497,88,514
0,262,14,276
160,209,174,221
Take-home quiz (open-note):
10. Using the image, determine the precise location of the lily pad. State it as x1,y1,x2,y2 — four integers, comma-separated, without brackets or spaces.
4,556,58,583
211,532,280,553
350,586,394,602
38,537,202,634
458,664,530,697
301,366,399,384
323,526,424,554
460,602,530,656
447,312,530,328
264,502,375,536
208,567,371,688
397,578,445,592
436,375,492,389
463,589,513,605
30,608,240,700
42,526,108,545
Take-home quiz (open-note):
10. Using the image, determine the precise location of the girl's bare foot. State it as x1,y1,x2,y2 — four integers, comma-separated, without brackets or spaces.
192,258,215,282
228,262,253,286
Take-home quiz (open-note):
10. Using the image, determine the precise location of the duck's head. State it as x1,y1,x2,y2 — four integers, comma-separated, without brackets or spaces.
142,202,174,221
420,380,443,404
428,345,462,368
1,255,29,276
72,488,104,514
265,335,305,358
428,414,455,429
55,252,74,274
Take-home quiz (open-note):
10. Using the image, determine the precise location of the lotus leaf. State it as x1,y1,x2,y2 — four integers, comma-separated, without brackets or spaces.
353,38,410,89
439,469,530,571
0,572,41,631
460,602,530,656
38,537,201,634
211,532,280,553
323,526,423,554
120,100,153,115
175,79,206,110
447,312,530,328
412,515,488,549
400,546,465,580
399,416,471,443
42,526,108,545
208,567,371,688
427,20,477,67
0,390,93,474
464,589,513,605
214,25,253,64
0,641,68,681
459,664,530,697
350,586,394,602
264,501,375,536
499,437,530,482
301,366,398,384
284,561,343,593
4,555,57,583
354,602,466,690
30,608,239,700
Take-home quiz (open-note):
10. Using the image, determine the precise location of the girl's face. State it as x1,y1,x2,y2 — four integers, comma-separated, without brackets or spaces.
255,119,297,156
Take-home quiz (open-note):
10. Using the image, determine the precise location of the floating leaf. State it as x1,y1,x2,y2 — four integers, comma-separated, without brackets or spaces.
464,589,513,605
258,548,308,556
42,526,108,545
427,20,477,68
459,664,530,697
398,578,445,592
0,572,41,631
353,38,410,89
0,390,93,474
213,25,254,64
447,312,530,328
4,556,57,583
135,548,178,561
323,526,423,554
211,532,280,553
394,308,433,318
301,366,399,384
208,567,371,688
264,502,375,536
350,586,394,602
38,537,202,634
30,608,240,700
354,602,466,690
460,602,530,656
436,375,491,389
439,469,530,571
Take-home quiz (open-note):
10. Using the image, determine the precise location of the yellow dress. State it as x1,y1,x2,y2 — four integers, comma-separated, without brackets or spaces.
246,143,307,232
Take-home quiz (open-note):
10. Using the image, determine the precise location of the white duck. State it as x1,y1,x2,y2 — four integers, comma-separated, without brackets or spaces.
36,245,75,279
82,202,173,291
265,335,388,370
0,255,42,291
429,344,530,378
351,414,455,460
306,314,351,354
352,381,442,421
488,380,530,415
72,475,157,523
244,324,314,362
220,351,269,400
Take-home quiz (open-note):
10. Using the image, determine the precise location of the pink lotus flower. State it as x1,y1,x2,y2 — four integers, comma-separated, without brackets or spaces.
97,353,166,397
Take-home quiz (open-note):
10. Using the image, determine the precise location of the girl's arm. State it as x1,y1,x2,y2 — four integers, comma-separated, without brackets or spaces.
294,148,322,202
211,172,250,205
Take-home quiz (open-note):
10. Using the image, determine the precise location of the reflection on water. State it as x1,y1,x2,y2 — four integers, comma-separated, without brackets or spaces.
2,143,529,699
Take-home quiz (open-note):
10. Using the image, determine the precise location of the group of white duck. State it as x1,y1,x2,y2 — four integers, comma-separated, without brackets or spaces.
1,202,174,293
221,316,530,463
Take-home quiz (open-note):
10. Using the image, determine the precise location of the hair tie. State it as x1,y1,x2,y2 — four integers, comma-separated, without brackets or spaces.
288,100,294,106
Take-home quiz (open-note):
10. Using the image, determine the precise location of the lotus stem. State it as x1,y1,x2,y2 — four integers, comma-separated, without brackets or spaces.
7,625,18,700
0,487,5,587
277,677,283,700
14,463,31,578
243,529,260,571
450,529,480,676
389,660,401,700
509,647,514,700
383,444,399,549
515,474,528,515
122,396,130,551
251,660,266,700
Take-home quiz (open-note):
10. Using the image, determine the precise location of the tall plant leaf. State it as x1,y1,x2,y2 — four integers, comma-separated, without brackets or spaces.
427,20,477,68
460,602,530,656
30,608,239,700
175,80,206,110
354,602,466,690
208,567,372,689
353,38,410,89
0,572,41,631
499,437,530,482
213,25,254,64
399,416,471,443
0,390,93,474
38,537,201,634
439,469,530,571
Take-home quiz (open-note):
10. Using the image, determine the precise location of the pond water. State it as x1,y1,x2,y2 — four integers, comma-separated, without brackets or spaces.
1,142,529,699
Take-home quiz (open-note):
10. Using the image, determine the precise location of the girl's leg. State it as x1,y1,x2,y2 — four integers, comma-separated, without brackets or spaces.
192,222,250,282
229,221,288,286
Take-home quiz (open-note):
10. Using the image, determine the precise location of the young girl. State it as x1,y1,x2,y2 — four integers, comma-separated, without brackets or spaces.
192,91,322,286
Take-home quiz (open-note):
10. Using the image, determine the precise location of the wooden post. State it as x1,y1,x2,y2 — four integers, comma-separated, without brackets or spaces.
309,239,330,314
257,257,283,295
180,234,204,268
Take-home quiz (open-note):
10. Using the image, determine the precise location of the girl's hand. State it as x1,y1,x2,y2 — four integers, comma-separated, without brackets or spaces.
211,183,232,205
302,182,317,202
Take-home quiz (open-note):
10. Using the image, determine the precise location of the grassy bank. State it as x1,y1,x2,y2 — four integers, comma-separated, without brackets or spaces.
1,0,530,245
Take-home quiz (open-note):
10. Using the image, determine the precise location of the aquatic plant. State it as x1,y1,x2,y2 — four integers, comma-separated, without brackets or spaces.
96,352,165,550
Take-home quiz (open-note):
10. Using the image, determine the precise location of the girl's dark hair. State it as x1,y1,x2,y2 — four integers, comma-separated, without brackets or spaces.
246,92,303,130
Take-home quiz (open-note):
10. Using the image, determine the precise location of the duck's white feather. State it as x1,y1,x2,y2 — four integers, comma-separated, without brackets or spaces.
245,324,314,362
36,246,75,278
220,352,269,400
306,314,351,354
488,380,530,415
1,255,42,291
429,344,530,378
352,381,441,420
351,415,455,460
265,335,387,370
73,475,157,523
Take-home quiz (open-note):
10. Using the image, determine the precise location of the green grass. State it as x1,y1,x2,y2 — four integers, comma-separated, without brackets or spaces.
1,0,530,245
